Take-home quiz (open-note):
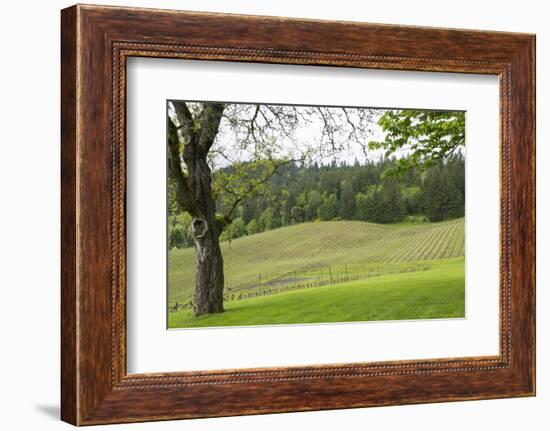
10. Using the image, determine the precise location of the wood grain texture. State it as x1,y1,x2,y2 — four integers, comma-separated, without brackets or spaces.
60,4,536,425
60,5,78,425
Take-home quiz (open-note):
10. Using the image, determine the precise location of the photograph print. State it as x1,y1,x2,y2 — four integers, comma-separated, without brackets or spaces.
167,100,465,329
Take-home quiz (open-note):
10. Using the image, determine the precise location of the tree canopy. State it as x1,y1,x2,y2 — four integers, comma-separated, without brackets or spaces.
168,102,378,228
368,110,465,176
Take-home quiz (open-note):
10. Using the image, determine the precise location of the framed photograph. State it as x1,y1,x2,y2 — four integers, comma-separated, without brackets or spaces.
61,4,536,425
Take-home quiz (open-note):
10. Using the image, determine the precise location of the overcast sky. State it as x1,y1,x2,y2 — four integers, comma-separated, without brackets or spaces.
168,102,450,170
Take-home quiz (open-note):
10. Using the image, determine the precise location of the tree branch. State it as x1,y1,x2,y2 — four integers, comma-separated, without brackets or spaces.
316,107,337,150
221,158,296,221
171,101,195,143
198,103,225,153
245,105,261,144
168,119,198,215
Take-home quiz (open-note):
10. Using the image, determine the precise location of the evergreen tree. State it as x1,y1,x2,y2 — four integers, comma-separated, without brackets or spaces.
354,192,370,221
318,193,339,221
379,177,406,223
338,180,356,219
305,190,323,220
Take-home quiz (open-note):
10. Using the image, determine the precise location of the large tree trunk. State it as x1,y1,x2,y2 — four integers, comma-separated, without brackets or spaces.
169,102,227,316
192,216,224,315
187,154,225,316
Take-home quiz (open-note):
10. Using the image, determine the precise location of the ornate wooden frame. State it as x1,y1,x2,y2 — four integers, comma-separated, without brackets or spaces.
61,4,536,425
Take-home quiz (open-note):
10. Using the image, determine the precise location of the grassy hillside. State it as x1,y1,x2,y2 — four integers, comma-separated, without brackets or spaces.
169,257,464,328
168,218,464,309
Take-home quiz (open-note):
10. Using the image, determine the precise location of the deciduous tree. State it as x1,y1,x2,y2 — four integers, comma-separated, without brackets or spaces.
168,102,374,315
369,110,465,176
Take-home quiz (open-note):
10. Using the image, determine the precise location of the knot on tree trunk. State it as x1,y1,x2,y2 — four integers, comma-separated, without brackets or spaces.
191,218,208,238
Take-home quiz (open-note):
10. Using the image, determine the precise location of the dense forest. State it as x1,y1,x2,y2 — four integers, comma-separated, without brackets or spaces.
168,154,465,249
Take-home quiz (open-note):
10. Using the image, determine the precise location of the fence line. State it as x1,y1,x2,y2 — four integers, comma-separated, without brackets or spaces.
169,264,429,312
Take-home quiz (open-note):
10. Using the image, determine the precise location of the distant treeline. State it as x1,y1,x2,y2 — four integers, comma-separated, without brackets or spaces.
169,155,465,249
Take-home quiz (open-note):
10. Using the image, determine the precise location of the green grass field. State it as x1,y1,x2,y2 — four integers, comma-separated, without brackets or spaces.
168,218,465,328
169,257,464,328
